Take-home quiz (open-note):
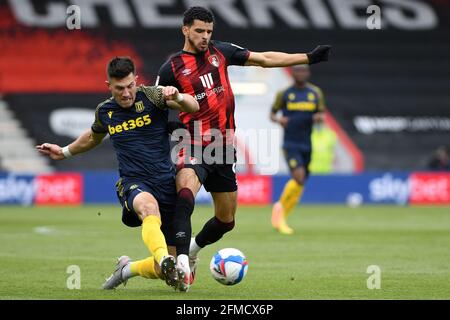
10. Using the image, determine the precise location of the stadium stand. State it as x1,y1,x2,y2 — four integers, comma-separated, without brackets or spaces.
0,99,52,173
1,1,449,172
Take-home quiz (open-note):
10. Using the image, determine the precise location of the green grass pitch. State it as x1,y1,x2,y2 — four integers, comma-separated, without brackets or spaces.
0,205,449,300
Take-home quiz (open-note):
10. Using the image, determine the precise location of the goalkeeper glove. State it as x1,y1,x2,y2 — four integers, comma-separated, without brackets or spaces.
306,45,332,65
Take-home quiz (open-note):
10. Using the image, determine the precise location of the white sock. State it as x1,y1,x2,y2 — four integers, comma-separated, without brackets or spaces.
177,254,189,270
189,237,201,257
121,263,134,280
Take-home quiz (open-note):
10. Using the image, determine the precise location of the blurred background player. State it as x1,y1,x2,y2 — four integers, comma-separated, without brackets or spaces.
428,145,450,171
309,118,337,174
156,6,331,289
270,65,326,235
36,57,199,290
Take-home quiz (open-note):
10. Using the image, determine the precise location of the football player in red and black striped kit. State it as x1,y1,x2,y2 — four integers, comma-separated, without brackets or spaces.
156,6,331,291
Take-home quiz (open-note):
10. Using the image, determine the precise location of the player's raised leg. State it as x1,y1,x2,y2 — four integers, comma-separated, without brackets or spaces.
174,167,202,291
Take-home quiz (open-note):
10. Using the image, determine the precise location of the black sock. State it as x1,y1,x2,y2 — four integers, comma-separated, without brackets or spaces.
174,188,194,255
195,217,235,248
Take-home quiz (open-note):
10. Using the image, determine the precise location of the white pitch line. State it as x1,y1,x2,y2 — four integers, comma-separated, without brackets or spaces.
33,226,57,235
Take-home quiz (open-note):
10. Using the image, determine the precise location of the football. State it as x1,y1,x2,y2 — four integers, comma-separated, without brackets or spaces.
210,248,248,285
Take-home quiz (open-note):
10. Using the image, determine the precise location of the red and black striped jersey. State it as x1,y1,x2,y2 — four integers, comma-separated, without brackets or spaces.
156,40,250,146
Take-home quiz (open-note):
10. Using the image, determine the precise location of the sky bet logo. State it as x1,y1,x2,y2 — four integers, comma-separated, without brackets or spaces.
108,115,151,135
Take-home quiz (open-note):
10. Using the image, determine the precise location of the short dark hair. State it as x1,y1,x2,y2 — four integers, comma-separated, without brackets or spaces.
183,6,215,26
107,57,135,79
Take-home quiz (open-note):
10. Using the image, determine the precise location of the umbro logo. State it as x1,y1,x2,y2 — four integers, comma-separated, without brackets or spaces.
175,231,186,238
182,68,192,76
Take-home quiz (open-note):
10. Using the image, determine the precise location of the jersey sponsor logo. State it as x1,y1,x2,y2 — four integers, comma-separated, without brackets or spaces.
194,85,225,101
135,101,145,113
208,55,220,68
199,73,214,89
108,114,151,135
287,102,316,111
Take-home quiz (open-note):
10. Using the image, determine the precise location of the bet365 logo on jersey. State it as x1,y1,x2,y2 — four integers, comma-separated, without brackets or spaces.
108,115,151,135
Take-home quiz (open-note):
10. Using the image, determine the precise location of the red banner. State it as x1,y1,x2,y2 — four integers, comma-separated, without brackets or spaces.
35,173,83,205
237,175,272,205
410,172,450,204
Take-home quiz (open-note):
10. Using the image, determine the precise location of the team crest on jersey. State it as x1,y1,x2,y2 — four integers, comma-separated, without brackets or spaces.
308,93,315,101
289,158,298,169
208,55,220,67
108,111,113,119
288,93,296,101
135,101,145,113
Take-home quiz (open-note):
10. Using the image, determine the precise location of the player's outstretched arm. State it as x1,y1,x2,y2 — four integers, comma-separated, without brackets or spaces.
36,129,106,160
162,86,199,113
245,45,332,68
